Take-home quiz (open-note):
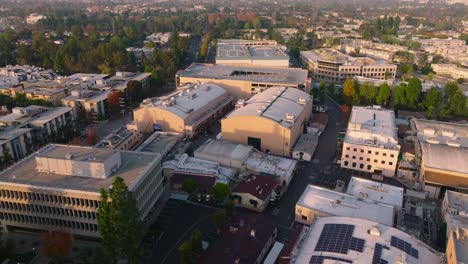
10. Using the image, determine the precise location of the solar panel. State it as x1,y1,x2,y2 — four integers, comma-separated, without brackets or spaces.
372,244,389,264
390,236,419,259
314,224,365,254
310,255,353,264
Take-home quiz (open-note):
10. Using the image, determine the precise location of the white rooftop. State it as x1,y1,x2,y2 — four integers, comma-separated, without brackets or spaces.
301,48,394,66
297,185,395,226
345,106,399,150
226,87,311,128
244,151,297,181
194,139,253,168
216,39,288,61
445,190,468,218
346,177,404,208
139,83,230,120
412,119,468,175
293,217,443,264
177,63,308,85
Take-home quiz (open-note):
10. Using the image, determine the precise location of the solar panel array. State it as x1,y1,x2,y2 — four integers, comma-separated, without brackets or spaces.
314,224,365,254
390,236,419,259
309,255,353,264
372,243,390,264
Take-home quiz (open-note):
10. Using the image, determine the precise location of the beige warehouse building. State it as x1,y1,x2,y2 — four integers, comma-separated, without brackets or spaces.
0,144,164,238
133,83,234,137
176,63,310,99
221,87,312,157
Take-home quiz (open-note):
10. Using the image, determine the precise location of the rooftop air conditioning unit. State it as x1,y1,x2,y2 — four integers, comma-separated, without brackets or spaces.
298,97,307,105
285,113,295,122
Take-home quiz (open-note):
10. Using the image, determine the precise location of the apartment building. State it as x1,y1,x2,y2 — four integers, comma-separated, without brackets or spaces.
221,87,312,157
61,90,110,119
134,83,234,137
94,124,144,151
216,39,289,67
340,106,400,177
415,38,466,50
432,64,468,79
0,144,164,238
0,128,33,162
410,119,468,198
176,63,310,99
442,191,468,264
301,48,397,83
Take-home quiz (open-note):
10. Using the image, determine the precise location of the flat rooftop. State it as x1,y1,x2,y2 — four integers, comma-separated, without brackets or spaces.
297,185,395,226
226,87,311,128
412,119,468,175
345,106,399,150
293,217,443,264
194,139,253,167
0,144,160,193
301,48,393,66
177,63,308,85
216,39,288,61
136,131,181,155
138,83,231,120
346,177,404,208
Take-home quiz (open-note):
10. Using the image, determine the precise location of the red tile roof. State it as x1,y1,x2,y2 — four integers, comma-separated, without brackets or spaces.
199,213,276,264
232,174,278,201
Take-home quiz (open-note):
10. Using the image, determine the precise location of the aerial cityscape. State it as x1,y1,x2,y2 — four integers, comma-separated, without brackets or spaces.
0,0,467,263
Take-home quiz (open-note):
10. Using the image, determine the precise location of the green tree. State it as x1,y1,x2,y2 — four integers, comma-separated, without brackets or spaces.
448,89,466,116
343,78,356,105
182,179,197,194
406,77,422,108
422,87,442,118
213,209,226,233
211,183,230,201
98,177,143,264
224,199,235,218
376,83,391,106
359,82,377,105
191,229,203,257
253,17,261,30
178,240,192,264
444,81,459,100
393,83,407,108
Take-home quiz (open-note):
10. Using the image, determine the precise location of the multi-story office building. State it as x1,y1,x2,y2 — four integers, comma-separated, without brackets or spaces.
176,63,310,99
410,119,468,198
340,106,400,177
0,128,33,163
216,39,289,67
134,83,234,136
0,144,164,238
221,87,312,157
300,48,397,83
415,38,466,50
61,90,110,119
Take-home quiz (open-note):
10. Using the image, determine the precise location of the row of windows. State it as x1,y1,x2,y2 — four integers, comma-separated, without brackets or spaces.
1,212,98,232
343,161,373,170
0,201,97,220
344,155,394,165
346,147,395,158
0,190,100,209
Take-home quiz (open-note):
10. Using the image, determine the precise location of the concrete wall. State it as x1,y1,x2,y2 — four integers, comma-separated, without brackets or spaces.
340,143,399,177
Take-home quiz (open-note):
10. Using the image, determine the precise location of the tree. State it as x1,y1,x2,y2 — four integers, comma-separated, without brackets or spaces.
86,127,99,145
422,87,442,118
191,229,203,257
376,83,391,106
182,179,197,194
178,240,192,264
211,183,230,201
359,82,377,105
213,209,226,233
406,77,422,108
126,80,142,104
448,89,466,116
318,81,326,104
343,78,356,105
107,91,121,114
224,199,235,218
393,83,407,108
98,177,143,264
444,81,459,100
41,230,74,262
253,17,261,30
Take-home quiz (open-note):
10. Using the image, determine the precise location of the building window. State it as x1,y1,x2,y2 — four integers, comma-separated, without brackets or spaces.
383,153,387,157
353,148,357,152
359,157,363,161
345,155,349,158
352,156,356,159
389,162,393,165
344,161,349,166
368,150,372,154
375,152,379,155
367,158,371,162
346,147,350,151
352,162,357,168
360,149,364,153
367,165,372,170
359,164,364,169
302,215,307,221
374,159,378,163
390,154,394,158
381,161,385,164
